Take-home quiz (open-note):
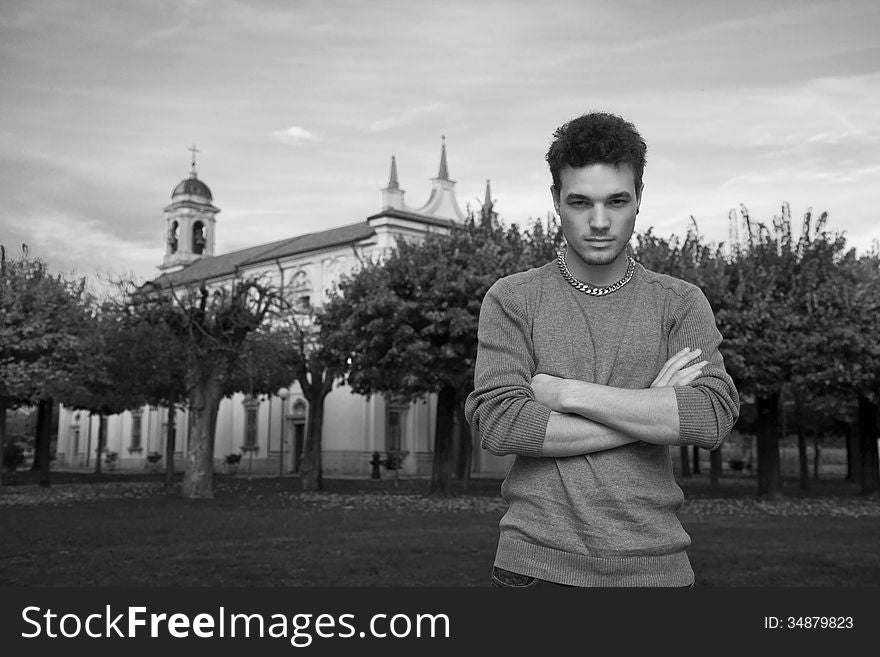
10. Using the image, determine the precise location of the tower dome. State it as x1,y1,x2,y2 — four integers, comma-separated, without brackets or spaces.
171,175,213,201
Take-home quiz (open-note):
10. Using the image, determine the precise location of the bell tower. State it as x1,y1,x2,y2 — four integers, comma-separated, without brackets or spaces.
159,145,220,273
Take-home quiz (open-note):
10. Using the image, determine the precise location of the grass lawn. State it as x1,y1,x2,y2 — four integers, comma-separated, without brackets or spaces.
1,471,879,587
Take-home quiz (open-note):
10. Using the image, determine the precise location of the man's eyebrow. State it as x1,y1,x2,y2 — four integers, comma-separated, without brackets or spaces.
564,191,633,201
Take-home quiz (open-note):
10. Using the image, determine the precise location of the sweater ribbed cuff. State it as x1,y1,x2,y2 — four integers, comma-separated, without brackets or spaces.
674,386,721,450
517,402,552,458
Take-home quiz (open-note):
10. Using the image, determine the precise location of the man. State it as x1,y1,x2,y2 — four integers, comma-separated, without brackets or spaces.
464,111,740,587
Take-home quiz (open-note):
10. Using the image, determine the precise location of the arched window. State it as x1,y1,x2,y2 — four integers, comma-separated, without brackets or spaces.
168,221,179,254
242,396,260,451
286,270,313,311
385,401,407,453
192,221,206,254
130,409,143,452
384,398,410,470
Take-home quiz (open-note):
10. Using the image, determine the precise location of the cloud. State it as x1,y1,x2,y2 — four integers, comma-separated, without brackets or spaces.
368,102,447,133
271,125,320,146
132,21,190,49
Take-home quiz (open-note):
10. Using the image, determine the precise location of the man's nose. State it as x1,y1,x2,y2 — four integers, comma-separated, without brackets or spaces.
588,205,611,230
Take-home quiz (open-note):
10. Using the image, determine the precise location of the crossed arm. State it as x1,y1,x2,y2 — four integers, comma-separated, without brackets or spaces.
534,349,706,457
464,279,740,459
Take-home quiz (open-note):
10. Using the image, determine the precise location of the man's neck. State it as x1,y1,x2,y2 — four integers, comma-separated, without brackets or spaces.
564,249,629,287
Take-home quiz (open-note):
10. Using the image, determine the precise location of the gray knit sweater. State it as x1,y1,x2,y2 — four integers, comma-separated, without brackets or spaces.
464,260,740,586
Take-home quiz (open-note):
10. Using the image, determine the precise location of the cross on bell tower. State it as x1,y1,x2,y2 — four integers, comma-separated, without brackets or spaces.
189,144,200,177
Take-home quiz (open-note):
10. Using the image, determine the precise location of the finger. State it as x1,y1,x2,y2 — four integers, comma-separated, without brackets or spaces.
663,350,702,381
655,349,700,386
653,348,693,385
671,370,703,386
677,360,708,376
668,361,708,386
668,348,702,370
661,348,699,375
666,361,706,385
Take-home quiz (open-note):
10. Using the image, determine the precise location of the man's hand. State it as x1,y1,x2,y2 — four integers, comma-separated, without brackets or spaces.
650,348,707,388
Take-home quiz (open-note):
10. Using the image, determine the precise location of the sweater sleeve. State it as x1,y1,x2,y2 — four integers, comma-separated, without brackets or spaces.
668,287,741,450
464,279,551,457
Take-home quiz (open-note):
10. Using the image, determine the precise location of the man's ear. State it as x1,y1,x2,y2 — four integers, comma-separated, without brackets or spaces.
550,185,560,213
636,182,644,215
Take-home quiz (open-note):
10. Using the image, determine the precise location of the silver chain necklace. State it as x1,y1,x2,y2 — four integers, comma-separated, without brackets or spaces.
556,247,636,296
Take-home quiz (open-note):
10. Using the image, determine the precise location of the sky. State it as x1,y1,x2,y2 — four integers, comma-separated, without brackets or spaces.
1,0,878,287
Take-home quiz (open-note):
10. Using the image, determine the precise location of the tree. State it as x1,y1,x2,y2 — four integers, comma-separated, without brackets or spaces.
779,208,851,492
113,287,191,490
51,300,152,475
324,216,560,494
718,203,861,499
281,306,343,492
1,245,92,487
226,327,296,401
227,287,345,492
133,276,280,498
720,206,803,499
828,248,880,496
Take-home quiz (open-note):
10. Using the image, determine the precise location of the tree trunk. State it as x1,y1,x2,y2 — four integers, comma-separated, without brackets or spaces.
451,403,462,479
755,392,782,500
164,401,176,491
812,429,821,480
182,378,223,499
679,446,691,477
35,398,53,487
845,422,860,481
457,401,473,493
796,429,809,492
94,414,106,476
300,392,326,492
0,396,7,488
692,446,700,475
709,447,722,492
793,392,809,492
31,404,43,472
780,393,788,444
430,386,457,495
857,395,880,497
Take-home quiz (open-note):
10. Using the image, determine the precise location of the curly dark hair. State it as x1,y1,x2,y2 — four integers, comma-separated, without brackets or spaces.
545,112,647,196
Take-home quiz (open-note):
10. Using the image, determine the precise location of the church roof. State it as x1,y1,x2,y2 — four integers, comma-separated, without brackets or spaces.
253,222,375,261
152,221,375,288
365,207,456,228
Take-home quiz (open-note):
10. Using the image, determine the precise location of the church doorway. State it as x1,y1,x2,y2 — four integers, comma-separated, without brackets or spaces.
290,400,307,473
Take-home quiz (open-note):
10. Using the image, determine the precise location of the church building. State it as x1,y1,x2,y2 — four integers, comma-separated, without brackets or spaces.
55,141,511,478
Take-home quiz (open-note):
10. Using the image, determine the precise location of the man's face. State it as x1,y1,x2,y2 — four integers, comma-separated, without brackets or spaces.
551,163,641,270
